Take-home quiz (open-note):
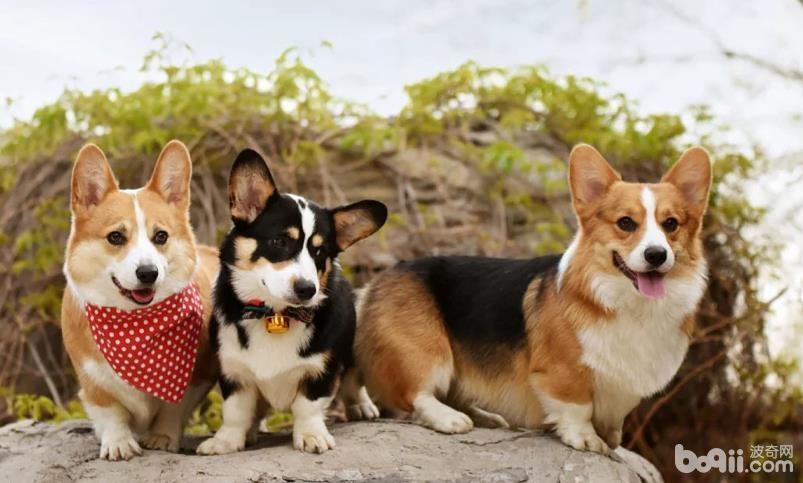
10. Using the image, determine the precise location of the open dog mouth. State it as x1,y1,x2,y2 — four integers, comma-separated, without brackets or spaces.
612,252,666,300
111,276,155,305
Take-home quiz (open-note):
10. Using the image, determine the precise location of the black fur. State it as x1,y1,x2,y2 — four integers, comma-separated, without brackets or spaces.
211,148,386,417
400,255,562,349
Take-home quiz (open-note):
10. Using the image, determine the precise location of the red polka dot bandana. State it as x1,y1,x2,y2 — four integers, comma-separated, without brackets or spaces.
85,283,203,404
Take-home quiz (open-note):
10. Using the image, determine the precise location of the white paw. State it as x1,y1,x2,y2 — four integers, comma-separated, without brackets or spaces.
559,428,611,455
429,410,473,434
100,435,142,461
346,399,380,420
417,409,473,434
293,419,336,454
141,433,179,452
196,435,244,455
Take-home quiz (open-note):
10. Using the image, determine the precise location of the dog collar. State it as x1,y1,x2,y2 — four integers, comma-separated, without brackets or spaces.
242,299,314,334
84,283,203,404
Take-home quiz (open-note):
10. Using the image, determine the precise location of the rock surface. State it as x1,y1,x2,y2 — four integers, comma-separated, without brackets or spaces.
0,419,662,482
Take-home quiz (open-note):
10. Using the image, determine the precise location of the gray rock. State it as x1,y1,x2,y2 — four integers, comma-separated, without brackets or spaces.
0,419,662,482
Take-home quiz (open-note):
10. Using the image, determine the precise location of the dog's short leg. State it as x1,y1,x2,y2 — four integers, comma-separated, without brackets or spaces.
535,391,609,455
143,382,213,452
142,403,181,452
465,404,509,429
196,384,258,455
84,400,142,461
292,393,336,454
411,393,473,434
338,369,379,421
246,397,269,445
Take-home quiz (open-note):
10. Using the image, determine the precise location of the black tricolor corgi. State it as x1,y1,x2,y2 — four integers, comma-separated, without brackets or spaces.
197,149,387,455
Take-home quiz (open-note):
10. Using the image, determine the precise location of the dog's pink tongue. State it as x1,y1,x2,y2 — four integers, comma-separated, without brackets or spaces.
132,289,155,304
636,272,666,300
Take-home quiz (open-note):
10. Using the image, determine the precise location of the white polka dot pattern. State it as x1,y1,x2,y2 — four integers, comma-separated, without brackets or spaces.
85,283,203,404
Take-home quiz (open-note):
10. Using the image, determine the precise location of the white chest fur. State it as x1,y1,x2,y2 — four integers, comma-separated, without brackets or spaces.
581,268,705,401
217,317,327,410
578,306,690,399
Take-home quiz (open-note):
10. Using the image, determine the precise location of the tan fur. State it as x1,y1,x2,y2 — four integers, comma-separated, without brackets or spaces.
232,236,291,271
61,141,220,447
311,234,323,248
356,144,711,440
229,159,275,223
355,271,452,413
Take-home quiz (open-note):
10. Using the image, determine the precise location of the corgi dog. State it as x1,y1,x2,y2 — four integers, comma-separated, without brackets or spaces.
354,144,711,454
196,149,387,455
61,140,219,460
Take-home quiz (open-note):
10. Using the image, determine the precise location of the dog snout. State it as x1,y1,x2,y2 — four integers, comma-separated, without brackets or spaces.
293,279,316,301
135,264,159,285
643,246,667,268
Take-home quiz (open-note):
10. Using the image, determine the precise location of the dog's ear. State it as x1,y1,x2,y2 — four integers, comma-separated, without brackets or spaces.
568,144,621,215
146,140,192,210
662,147,712,217
228,149,278,223
330,200,388,251
71,144,118,215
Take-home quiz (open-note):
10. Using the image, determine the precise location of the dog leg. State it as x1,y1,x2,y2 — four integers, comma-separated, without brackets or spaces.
196,384,258,455
84,400,142,461
538,393,610,455
291,394,336,454
465,404,509,429
246,398,269,445
412,393,473,434
143,382,213,452
338,369,379,421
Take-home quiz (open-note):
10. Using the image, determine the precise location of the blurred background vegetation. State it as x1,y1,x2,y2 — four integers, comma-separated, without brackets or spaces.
0,38,801,480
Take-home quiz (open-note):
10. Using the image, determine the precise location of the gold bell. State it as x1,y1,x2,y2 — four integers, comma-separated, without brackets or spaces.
265,313,289,334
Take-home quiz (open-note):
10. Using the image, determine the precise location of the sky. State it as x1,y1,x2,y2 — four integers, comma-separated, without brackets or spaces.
2,0,803,156
1,0,802,357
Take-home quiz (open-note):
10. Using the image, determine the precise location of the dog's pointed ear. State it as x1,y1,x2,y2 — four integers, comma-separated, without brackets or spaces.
71,144,118,214
331,200,388,251
228,149,277,223
662,147,712,216
568,144,621,213
146,140,192,210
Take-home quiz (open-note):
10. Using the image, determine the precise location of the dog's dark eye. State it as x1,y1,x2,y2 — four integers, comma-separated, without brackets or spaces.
106,231,126,246
616,217,638,232
153,230,169,245
269,237,288,248
662,217,678,233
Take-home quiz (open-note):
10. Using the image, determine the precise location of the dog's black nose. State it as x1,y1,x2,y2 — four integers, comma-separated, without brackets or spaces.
293,279,316,301
644,246,667,268
135,265,159,284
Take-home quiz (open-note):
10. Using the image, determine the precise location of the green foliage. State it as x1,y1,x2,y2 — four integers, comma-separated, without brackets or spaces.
10,198,70,320
0,388,86,423
185,390,292,436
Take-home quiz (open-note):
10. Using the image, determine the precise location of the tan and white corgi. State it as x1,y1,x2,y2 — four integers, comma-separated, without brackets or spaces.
353,144,711,454
61,140,219,460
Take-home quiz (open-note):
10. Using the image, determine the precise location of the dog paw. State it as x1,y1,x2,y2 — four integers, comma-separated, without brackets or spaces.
196,436,243,455
560,428,611,455
467,405,510,429
346,400,380,421
417,408,473,434
141,433,179,452
602,428,622,449
100,435,142,461
293,420,336,454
